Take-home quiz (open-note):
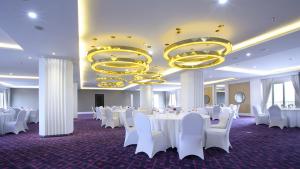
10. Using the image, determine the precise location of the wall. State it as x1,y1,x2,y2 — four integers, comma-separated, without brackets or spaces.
77,90,140,112
229,82,251,113
204,86,212,105
10,88,39,109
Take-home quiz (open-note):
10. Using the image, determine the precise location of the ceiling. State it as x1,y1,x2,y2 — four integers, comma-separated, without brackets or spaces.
1,0,300,90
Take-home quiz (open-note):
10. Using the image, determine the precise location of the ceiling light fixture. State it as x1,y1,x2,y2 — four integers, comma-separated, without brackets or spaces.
28,56,32,60
218,0,228,5
163,37,232,69
52,52,56,55
27,11,38,19
87,46,152,75
96,77,127,88
130,71,165,85
246,53,251,57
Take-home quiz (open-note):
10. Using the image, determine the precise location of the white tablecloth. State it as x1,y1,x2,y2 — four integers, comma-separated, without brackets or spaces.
0,113,14,135
282,109,300,127
148,113,210,148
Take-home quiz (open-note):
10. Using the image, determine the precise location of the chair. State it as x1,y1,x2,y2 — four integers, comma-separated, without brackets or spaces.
252,106,269,125
4,110,27,134
100,108,106,127
29,110,39,123
268,105,287,129
211,107,231,129
134,112,168,158
230,104,239,119
125,108,134,127
205,111,234,153
123,112,138,147
13,108,21,120
91,106,96,119
105,108,119,128
211,105,221,120
178,113,205,160
24,110,32,130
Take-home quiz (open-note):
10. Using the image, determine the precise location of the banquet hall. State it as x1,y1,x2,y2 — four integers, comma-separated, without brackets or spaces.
0,0,300,168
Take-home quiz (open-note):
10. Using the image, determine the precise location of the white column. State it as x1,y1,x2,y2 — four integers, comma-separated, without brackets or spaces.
139,85,153,114
180,70,204,110
250,78,262,115
225,82,229,106
73,83,78,118
39,58,74,137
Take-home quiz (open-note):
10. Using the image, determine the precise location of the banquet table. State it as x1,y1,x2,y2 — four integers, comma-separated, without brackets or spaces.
282,108,300,127
0,113,15,135
148,113,210,148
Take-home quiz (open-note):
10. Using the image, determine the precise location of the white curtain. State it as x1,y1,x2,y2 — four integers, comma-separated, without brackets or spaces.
291,75,300,108
165,92,170,107
39,58,74,136
261,78,273,113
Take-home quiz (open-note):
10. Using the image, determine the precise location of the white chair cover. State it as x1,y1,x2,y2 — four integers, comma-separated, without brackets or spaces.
268,105,287,129
252,106,269,125
211,107,231,129
4,110,27,134
105,108,119,128
205,111,234,153
123,111,138,147
178,113,204,160
125,108,134,127
100,108,106,127
134,112,168,158
212,105,221,120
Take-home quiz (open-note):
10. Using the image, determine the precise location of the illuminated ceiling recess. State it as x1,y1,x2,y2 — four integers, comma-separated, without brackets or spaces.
96,77,127,88
77,0,300,90
163,37,232,69
87,46,152,75
130,71,165,85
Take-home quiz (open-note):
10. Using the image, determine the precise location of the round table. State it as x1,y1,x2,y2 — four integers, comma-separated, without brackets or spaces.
0,113,15,135
148,113,210,148
282,108,300,127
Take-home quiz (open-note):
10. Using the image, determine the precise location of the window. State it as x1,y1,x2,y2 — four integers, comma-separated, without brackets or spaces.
168,93,177,107
0,92,3,108
267,81,295,108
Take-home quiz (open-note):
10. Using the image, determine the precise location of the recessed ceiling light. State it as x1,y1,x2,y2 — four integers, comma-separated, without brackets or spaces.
218,0,228,5
253,66,257,69
28,56,32,60
246,53,251,57
52,52,56,55
27,11,37,19
148,50,153,55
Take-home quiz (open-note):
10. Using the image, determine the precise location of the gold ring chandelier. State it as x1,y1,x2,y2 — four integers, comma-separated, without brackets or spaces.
87,46,152,75
130,71,165,85
96,77,127,88
163,37,232,69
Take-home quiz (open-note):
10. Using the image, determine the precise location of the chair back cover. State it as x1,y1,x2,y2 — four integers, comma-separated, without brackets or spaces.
225,111,234,136
268,105,283,121
105,108,113,120
125,108,134,127
16,110,27,125
218,107,231,128
213,105,221,114
181,113,203,138
134,112,152,140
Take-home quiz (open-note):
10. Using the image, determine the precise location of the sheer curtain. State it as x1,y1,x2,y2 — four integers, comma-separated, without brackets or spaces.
291,75,300,108
0,88,10,109
261,78,273,113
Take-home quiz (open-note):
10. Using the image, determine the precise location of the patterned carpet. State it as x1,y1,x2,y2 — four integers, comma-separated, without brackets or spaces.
0,115,299,169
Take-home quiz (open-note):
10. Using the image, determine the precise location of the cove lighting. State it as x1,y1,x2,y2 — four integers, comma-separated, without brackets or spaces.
204,78,236,85
0,75,39,79
0,42,23,50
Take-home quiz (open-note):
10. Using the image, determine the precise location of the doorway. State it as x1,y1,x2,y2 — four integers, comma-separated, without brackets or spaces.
95,94,104,107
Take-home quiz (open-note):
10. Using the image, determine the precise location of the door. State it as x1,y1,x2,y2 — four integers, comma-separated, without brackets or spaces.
95,94,104,107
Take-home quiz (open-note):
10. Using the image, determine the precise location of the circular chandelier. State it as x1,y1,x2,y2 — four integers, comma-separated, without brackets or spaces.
130,71,165,85
96,77,127,88
163,37,232,69
87,46,152,75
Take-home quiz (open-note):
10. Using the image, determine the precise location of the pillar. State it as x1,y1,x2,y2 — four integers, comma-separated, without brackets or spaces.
139,85,153,114
180,70,204,110
39,58,74,137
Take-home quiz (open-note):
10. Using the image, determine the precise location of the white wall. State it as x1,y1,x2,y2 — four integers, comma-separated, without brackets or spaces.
77,90,140,112
10,88,39,109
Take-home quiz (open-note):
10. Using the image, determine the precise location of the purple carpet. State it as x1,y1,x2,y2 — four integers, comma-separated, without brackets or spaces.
0,115,299,169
